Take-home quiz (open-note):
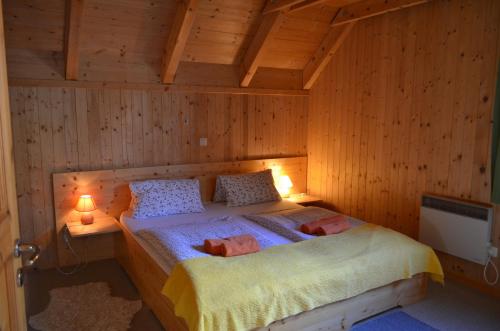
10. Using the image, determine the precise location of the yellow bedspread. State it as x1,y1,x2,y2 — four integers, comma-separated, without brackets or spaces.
162,224,444,331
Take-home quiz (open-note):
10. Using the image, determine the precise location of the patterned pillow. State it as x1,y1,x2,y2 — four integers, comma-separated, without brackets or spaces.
212,177,227,202
216,170,282,207
129,179,205,218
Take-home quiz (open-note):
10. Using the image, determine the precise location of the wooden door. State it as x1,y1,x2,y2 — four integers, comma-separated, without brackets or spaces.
0,0,27,330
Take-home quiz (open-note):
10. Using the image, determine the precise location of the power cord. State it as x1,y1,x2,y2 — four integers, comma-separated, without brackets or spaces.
483,248,499,286
56,226,88,275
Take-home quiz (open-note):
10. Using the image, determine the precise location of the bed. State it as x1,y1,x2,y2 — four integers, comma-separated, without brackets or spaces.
52,157,441,331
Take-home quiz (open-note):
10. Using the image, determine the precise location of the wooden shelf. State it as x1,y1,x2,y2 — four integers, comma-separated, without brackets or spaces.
66,210,121,238
285,193,322,205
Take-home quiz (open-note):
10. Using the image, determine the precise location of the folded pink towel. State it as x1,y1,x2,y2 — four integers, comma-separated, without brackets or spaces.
204,235,260,257
317,219,351,236
300,215,347,234
204,239,226,256
221,234,260,257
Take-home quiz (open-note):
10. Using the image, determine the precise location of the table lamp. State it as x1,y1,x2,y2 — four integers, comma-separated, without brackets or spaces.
75,194,96,225
278,175,293,198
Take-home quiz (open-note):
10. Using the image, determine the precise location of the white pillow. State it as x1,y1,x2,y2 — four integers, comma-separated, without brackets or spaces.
129,179,205,218
214,170,282,207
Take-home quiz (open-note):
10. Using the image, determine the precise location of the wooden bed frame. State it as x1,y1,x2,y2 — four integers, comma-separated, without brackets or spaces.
115,225,428,331
53,156,428,330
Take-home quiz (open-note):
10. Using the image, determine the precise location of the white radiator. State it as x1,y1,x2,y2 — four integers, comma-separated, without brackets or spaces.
419,194,493,265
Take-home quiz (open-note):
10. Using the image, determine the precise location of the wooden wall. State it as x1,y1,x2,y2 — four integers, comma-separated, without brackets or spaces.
9,85,308,267
308,0,500,294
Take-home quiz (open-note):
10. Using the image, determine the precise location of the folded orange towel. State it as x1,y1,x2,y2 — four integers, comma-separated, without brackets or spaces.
221,235,260,257
300,215,346,234
317,219,351,236
204,235,260,257
204,239,226,255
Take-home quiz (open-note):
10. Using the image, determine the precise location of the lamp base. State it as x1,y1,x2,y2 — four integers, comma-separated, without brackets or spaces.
81,213,94,225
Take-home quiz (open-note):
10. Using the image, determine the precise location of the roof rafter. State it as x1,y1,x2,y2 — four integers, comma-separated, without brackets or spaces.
263,0,331,14
303,22,355,89
263,0,307,14
240,11,285,87
64,0,85,80
288,0,332,13
161,0,198,84
332,0,431,26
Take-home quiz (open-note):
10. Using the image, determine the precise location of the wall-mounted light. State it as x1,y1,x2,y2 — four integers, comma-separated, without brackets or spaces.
277,175,293,198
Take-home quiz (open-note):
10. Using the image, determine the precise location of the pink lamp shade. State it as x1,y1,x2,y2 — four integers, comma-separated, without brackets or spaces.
75,195,96,225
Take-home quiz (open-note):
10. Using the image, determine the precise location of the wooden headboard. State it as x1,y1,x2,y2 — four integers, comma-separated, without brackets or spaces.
52,156,307,266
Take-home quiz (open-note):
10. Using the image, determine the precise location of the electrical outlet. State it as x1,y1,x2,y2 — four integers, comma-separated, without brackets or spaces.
488,246,498,258
199,137,208,146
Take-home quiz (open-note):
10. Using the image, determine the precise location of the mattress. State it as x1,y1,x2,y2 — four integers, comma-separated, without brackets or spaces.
120,200,303,274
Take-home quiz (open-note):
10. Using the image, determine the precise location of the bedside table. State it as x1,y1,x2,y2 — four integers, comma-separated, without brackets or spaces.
285,193,322,206
66,210,121,238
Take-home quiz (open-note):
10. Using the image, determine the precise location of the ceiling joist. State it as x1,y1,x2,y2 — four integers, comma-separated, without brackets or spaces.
303,22,355,89
332,0,431,26
240,11,285,87
64,0,85,81
161,0,198,84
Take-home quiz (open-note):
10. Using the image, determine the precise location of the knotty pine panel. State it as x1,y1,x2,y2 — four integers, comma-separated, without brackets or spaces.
183,0,264,65
10,86,308,268
4,0,65,80
307,0,500,294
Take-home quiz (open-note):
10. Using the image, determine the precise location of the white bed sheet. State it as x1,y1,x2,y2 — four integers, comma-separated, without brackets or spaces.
120,200,303,274
121,200,302,232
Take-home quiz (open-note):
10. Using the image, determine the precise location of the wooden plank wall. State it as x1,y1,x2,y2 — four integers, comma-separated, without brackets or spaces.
9,86,308,268
308,0,500,294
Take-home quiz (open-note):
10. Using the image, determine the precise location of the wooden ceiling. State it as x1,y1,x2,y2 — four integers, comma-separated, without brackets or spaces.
3,0,432,90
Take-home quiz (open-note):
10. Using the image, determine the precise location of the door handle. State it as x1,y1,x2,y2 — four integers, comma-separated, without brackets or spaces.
14,239,40,267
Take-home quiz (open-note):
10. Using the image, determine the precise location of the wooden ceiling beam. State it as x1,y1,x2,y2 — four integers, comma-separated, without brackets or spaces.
263,0,308,14
10,78,309,96
263,0,331,14
240,11,285,87
64,0,85,81
303,22,355,89
161,0,198,84
332,0,431,26
288,0,332,13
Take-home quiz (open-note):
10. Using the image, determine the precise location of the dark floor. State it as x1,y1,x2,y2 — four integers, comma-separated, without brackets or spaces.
25,259,164,331
401,279,500,331
25,259,500,331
